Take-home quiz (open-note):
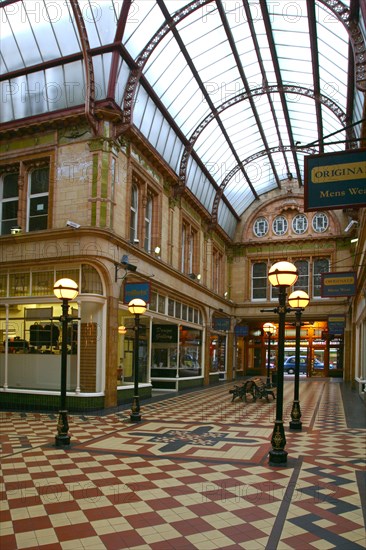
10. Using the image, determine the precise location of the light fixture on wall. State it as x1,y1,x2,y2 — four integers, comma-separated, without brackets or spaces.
344,219,358,233
11,226,22,235
154,246,161,256
118,325,127,335
189,273,201,281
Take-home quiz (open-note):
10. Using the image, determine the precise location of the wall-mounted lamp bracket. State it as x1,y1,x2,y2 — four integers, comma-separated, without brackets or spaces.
115,264,128,282
115,256,137,282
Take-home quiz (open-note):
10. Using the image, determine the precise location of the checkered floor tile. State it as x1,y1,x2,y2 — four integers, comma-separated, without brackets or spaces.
1,379,365,549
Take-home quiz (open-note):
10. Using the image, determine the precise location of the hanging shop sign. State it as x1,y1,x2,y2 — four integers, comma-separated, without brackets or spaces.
304,148,366,211
213,317,231,331
152,324,178,343
124,282,150,304
234,324,249,336
327,316,346,336
321,272,356,297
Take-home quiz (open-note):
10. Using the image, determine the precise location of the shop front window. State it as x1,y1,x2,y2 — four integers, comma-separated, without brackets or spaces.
0,302,78,391
179,326,202,377
210,334,226,377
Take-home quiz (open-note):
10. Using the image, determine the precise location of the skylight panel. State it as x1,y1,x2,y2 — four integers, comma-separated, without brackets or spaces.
123,1,164,58
79,0,121,47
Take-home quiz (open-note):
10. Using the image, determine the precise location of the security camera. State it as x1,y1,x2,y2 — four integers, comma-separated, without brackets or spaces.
66,221,81,229
344,219,358,233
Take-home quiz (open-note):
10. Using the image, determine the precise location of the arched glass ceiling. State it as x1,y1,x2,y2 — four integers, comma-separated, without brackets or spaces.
0,0,364,239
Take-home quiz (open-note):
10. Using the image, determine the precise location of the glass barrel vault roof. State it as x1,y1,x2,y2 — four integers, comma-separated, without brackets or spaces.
0,0,365,238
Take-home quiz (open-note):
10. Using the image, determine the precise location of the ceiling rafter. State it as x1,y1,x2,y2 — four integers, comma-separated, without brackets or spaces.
259,0,302,185
0,0,363,237
107,0,133,101
122,0,212,124
155,0,256,199
69,0,98,136
307,0,324,155
210,145,318,226
242,0,291,184
179,84,354,225
320,0,365,91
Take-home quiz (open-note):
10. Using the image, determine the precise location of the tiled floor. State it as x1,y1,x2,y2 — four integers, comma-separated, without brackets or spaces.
1,378,365,549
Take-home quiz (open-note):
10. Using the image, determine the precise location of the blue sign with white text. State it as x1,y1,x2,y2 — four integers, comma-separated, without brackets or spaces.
124,282,150,304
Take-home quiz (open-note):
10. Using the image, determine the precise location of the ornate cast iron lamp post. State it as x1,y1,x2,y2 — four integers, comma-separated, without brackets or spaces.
128,298,147,422
53,278,79,447
263,322,276,387
268,261,298,466
288,290,309,431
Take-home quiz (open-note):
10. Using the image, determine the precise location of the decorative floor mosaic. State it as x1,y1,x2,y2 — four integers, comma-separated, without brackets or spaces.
1,379,365,549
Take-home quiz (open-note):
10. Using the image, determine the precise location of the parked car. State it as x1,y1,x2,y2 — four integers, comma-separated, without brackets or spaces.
283,355,324,374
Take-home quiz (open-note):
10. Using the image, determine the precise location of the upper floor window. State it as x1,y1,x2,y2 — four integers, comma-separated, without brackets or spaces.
273,216,288,235
129,172,160,253
313,258,330,297
27,166,49,231
144,194,153,253
251,257,330,302
0,172,18,235
0,161,50,235
252,262,267,300
312,213,328,233
181,221,199,277
253,217,268,237
292,214,308,234
294,260,309,293
130,184,138,243
212,247,223,294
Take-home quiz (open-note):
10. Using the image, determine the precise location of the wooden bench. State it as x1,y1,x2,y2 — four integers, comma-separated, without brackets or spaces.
250,377,276,402
229,377,275,403
229,383,247,401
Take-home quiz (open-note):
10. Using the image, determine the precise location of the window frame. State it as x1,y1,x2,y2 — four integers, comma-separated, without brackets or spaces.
0,171,19,235
253,216,269,237
312,212,329,233
27,165,50,232
130,170,161,253
272,215,288,236
251,261,267,301
0,156,52,235
292,214,308,234
181,218,199,277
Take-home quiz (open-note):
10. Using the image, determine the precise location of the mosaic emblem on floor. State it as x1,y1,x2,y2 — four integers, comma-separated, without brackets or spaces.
84,423,268,460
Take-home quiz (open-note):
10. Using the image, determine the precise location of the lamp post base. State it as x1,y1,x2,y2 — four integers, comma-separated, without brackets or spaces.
55,410,71,447
269,420,287,466
289,400,302,430
269,448,288,466
130,397,141,422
